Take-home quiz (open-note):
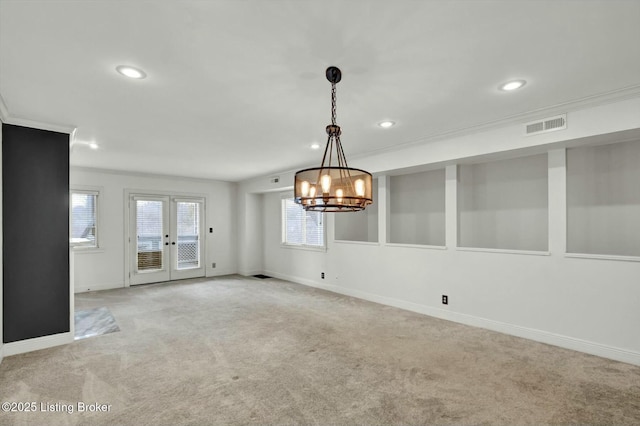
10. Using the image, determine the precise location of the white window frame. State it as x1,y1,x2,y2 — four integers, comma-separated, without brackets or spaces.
281,196,326,250
70,187,101,249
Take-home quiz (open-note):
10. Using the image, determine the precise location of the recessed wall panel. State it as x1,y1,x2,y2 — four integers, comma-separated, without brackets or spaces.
567,140,640,257
389,170,445,246
458,154,548,251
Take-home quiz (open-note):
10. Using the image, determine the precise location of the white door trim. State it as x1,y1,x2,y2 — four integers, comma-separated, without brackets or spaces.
129,194,171,285
124,189,208,286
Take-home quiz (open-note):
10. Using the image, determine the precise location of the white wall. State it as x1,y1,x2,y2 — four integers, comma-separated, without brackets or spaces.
263,191,326,282
70,168,237,292
241,96,640,365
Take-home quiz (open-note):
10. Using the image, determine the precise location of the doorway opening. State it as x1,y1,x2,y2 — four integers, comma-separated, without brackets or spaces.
128,194,206,285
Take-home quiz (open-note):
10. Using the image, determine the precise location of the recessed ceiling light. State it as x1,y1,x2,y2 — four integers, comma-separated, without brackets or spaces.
115,65,147,79
378,121,395,128
500,80,526,91
310,143,321,150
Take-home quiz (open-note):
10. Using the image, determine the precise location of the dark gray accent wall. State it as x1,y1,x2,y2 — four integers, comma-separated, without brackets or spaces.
2,124,69,343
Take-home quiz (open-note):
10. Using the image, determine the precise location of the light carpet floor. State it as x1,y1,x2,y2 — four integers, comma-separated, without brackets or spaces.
1,275,639,425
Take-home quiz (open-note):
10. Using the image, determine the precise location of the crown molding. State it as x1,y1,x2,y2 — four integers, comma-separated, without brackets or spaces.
3,115,76,135
0,92,76,135
70,165,235,185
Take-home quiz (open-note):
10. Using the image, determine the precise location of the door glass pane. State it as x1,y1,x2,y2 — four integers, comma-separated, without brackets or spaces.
136,200,164,271
176,202,200,270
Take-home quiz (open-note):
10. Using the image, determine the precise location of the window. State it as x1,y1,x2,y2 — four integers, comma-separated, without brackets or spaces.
281,198,324,247
70,190,99,248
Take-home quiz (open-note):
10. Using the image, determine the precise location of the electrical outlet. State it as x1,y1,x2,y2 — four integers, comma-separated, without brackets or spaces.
442,295,448,305
321,272,325,279
212,262,216,268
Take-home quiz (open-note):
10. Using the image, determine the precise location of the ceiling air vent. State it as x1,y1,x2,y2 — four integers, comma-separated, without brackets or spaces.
525,114,567,136
270,176,280,184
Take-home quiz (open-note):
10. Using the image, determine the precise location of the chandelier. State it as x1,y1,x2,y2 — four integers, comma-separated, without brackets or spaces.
294,67,373,212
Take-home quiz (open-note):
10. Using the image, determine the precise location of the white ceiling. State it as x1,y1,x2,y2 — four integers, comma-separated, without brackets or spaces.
1,0,639,182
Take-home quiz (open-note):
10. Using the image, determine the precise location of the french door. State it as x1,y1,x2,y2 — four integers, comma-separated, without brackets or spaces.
129,194,205,285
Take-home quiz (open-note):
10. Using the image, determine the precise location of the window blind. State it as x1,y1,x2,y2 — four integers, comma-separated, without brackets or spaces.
136,200,164,270
70,191,98,247
282,198,324,247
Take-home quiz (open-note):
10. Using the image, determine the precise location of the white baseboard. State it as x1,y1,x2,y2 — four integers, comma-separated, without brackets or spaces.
3,332,73,357
206,268,236,278
75,272,239,292
74,281,125,293
238,270,264,277
265,270,640,366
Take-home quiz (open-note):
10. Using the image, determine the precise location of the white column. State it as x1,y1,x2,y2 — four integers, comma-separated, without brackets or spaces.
548,149,567,255
378,175,388,244
445,164,458,248
237,191,264,275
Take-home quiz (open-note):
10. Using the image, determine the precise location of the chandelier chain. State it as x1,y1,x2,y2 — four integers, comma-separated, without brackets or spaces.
331,83,337,126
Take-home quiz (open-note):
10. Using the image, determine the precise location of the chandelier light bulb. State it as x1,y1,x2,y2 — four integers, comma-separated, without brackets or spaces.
354,179,365,197
306,185,317,205
301,180,310,197
321,174,332,194
336,189,344,203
